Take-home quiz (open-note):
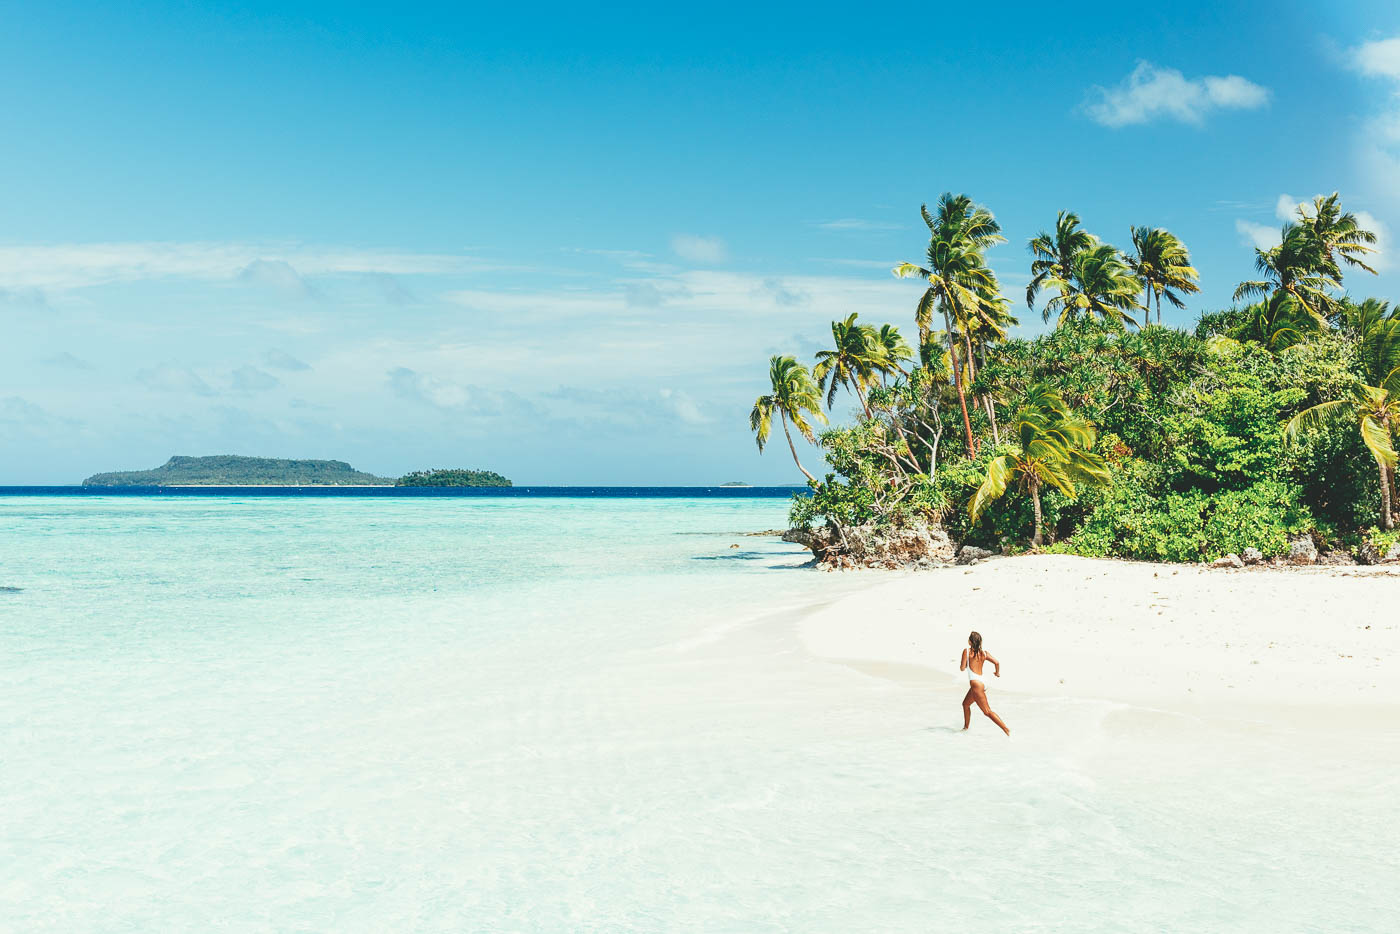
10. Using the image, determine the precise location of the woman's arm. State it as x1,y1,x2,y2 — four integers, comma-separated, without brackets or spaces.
986,652,1001,676
959,648,968,671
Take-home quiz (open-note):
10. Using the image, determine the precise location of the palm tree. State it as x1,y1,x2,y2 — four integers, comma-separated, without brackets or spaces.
872,323,915,382
751,355,828,484
1339,297,1396,340
1223,293,1319,351
1233,223,1338,324
1285,374,1400,530
1296,192,1378,277
1026,211,1095,310
968,387,1112,546
813,314,882,417
1340,299,1400,382
1040,243,1144,329
1127,226,1200,325
894,193,1005,456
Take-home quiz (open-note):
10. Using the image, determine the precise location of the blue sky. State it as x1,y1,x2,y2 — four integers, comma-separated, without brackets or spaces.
4,1,1400,483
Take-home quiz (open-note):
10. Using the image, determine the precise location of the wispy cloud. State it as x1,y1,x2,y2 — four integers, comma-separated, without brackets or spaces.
671,234,727,264
815,219,903,231
365,272,418,305
262,349,311,371
237,259,319,299
387,367,535,417
230,365,280,392
41,351,95,370
545,385,712,428
137,365,215,396
1083,62,1269,127
444,269,907,327
0,397,74,436
0,242,487,291
815,258,898,270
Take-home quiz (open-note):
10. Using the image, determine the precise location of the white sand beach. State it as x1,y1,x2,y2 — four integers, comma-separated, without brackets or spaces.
801,554,1400,714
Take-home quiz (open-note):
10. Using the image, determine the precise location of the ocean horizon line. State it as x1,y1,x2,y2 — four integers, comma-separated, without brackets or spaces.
0,484,810,498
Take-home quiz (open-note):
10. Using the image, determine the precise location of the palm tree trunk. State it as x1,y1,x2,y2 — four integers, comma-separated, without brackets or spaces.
1155,288,1163,326
856,381,872,420
942,304,977,458
1030,479,1044,548
1382,461,1395,531
986,394,1000,445
963,332,983,414
780,411,818,485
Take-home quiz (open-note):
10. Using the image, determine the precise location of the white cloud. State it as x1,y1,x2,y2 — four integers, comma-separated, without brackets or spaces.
1276,194,1304,221
1235,219,1280,251
1351,36,1400,203
1355,36,1400,80
670,234,727,264
1083,61,1270,127
0,242,487,291
1355,210,1391,272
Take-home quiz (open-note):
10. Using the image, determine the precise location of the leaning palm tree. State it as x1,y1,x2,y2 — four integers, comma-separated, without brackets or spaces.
1234,223,1338,324
1296,192,1379,277
894,193,1005,456
1127,226,1200,325
751,355,828,484
1285,372,1400,530
813,314,882,417
968,387,1112,546
1040,243,1144,329
1026,211,1095,310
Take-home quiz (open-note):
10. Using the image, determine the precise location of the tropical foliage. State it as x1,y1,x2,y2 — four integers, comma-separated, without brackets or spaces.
968,387,1111,546
755,189,1398,561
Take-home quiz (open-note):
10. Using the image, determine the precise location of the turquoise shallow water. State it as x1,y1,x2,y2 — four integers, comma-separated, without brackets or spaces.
1,495,1397,931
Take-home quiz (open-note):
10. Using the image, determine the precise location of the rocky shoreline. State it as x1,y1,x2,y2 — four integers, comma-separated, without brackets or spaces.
779,521,1400,571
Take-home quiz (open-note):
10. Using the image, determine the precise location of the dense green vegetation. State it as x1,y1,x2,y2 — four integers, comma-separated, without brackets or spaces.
757,192,1398,562
396,468,512,487
84,455,393,486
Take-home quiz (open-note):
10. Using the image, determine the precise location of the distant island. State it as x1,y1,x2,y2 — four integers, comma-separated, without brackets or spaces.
82,456,513,488
396,468,512,487
719,481,752,487
84,455,394,487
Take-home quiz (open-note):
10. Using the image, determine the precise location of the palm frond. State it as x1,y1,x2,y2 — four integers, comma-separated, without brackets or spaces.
969,455,1013,523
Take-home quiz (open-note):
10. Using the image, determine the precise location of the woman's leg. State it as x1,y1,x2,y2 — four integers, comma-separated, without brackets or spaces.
972,685,1010,735
961,687,975,729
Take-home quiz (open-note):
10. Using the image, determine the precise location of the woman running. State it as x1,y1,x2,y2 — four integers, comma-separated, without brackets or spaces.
959,631,1010,735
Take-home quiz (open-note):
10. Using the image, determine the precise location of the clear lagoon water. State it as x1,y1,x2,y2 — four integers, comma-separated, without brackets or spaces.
1,492,1395,931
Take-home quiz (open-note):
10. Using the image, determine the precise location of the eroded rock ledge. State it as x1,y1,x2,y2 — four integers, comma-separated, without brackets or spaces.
782,521,959,570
